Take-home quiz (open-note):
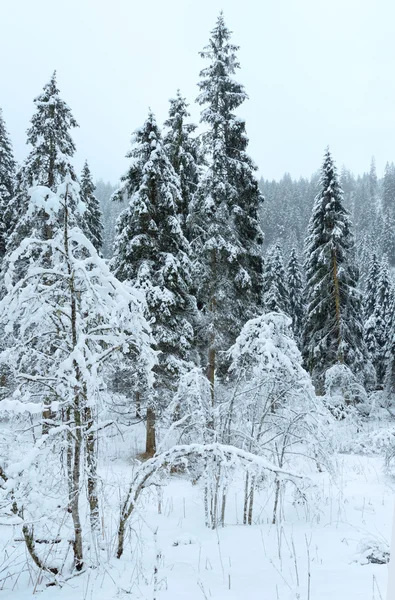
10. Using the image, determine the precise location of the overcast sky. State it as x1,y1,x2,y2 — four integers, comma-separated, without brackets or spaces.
1,0,394,184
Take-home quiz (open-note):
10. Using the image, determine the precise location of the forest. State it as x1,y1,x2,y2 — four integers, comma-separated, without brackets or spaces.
0,11,394,600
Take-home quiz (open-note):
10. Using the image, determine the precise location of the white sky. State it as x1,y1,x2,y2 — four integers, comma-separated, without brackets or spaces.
1,0,394,183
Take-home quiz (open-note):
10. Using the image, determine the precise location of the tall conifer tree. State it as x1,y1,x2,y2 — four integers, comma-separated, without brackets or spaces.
80,161,103,253
373,257,394,384
287,248,304,342
7,72,78,251
24,71,78,189
363,253,380,321
111,111,196,454
189,13,264,396
163,91,201,233
303,149,371,393
381,162,395,266
0,109,16,259
262,244,290,315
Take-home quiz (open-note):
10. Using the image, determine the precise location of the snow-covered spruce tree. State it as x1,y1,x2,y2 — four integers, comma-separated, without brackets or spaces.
163,90,201,233
373,257,394,385
111,110,196,455
381,162,395,266
95,179,122,258
287,248,305,342
0,180,154,574
363,253,380,364
262,243,290,315
363,253,380,321
24,71,78,189
0,108,16,260
7,72,79,253
80,160,104,253
190,12,264,396
303,148,372,395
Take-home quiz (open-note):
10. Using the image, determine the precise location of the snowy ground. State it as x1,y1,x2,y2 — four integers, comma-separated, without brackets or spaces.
0,424,393,599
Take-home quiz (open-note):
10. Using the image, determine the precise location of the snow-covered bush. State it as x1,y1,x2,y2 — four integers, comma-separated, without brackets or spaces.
324,364,370,417
162,367,213,447
227,312,333,523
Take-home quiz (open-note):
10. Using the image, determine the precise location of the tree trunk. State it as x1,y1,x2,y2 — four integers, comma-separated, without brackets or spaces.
68,401,84,570
145,407,156,457
272,478,281,525
243,472,249,525
248,477,255,525
85,406,100,535
207,248,217,413
135,391,141,419
116,517,126,559
64,190,84,571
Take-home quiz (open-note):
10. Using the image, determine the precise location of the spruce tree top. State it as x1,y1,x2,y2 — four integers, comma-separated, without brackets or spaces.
262,244,290,315
0,108,15,198
112,110,188,283
80,160,103,253
383,162,395,214
25,71,78,189
197,12,248,206
0,108,16,258
163,90,201,227
287,248,305,340
198,12,247,123
363,253,380,320
305,149,354,273
304,148,369,391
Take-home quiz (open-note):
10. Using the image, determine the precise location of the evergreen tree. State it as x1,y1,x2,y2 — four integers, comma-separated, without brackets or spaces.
369,157,378,200
80,161,104,253
24,71,78,189
189,12,264,393
163,91,201,232
363,253,380,321
262,244,290,315
6,72,78,253
303,148,371,394
373,257,394,384
111,111,196,454
95,179,122,258
0,108,16,259
287,248,305,341
381,162,395,266
363,253,381,365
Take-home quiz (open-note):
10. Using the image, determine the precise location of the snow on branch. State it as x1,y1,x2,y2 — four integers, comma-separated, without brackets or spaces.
116,442,304,558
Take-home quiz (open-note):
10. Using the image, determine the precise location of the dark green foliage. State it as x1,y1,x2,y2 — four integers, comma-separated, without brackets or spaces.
303,149,371,393
363,253,380,321
373,258,394,384
262,244,290,315
111,111,196,396
163,91,201,233
189,13,264,374
24,71,78,189
0,109,16,259
80,161,103,253
381,162,395,266
6,72,79,254
287,248,305,341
